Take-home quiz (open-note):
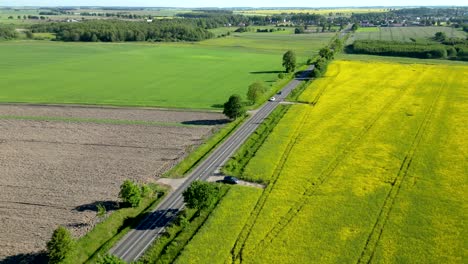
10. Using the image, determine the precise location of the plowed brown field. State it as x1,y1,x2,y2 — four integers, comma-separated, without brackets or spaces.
0,105,224,260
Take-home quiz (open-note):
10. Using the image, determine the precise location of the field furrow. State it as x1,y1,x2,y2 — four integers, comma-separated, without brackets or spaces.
357,71,447,264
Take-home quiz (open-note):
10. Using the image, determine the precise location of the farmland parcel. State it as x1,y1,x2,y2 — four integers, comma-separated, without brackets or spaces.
177,60,467,263
0,30,333,110
0,105,225,260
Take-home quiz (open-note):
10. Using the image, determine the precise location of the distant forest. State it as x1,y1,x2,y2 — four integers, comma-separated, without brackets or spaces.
31,20,215,42
29,13,328,42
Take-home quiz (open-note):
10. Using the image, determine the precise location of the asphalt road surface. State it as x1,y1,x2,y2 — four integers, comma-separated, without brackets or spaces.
110,65,315,262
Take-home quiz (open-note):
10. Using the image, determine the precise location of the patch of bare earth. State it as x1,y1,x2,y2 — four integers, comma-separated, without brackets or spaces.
0,105,225,261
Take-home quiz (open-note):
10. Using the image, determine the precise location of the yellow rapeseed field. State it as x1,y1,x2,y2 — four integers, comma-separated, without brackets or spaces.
179,60,467,263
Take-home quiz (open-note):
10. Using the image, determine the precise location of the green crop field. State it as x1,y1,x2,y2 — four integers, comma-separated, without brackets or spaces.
352,26,467,43
0,30,333,109
178,60,467,263
202,31,335,59
0,9,40,24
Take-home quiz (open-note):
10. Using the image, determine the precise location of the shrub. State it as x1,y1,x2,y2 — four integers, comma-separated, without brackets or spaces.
96,254,126,264
47,226,75,264
97,203,106,217
119,180,142,207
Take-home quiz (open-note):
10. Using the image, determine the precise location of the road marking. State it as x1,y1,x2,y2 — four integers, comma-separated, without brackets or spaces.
111,66,315,261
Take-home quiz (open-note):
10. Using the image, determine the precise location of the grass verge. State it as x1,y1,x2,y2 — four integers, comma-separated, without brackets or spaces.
247,63,309,110
138,184,230,264
164,116,246,178
65,184,167,264
222,105,290,181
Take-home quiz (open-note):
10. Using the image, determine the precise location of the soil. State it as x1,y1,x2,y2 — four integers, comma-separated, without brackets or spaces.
0,104,227,125
0,105,225,261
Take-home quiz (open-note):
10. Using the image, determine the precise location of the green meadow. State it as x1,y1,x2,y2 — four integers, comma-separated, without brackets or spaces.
0,31,333,109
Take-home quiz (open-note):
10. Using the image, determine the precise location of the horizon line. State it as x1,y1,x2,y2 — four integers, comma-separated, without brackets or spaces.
1,5,467,8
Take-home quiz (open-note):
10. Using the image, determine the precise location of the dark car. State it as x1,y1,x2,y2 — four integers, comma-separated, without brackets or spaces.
223,176,239,184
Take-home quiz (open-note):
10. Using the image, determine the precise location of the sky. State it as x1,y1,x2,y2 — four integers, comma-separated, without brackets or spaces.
1,0,466,7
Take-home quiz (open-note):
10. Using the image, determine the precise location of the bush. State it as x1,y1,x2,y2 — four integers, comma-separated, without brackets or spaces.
0,25,18,40
294,27,305,34
97,203,106,217
119,180,142,207
96,254,126,264
47,226,75,264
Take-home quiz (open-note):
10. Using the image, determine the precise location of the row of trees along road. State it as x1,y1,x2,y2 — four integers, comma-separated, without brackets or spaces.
223,50,297,120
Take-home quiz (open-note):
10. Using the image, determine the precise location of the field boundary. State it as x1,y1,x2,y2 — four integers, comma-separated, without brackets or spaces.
0,102,222,113
0,115,198,127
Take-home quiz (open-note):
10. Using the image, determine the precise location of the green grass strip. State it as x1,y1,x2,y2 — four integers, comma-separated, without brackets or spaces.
222,105,290,182
63,186,167,264
0,115,197,127
164,116,246,178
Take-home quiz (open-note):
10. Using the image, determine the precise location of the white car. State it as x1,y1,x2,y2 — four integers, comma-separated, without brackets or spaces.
269,97,276,102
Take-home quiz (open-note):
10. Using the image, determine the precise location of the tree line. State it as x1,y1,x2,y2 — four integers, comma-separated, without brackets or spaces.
30,20,215,42
347,40,449,59
176,12,327,26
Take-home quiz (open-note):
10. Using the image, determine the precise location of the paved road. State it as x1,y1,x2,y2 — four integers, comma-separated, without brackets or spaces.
110,65,315,262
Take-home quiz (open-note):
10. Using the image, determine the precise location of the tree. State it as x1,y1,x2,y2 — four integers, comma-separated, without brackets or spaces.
182,181,219,210
351,23,359,32
319,47,335,60
282,50,296,73
47,226,75,264
119,180,142,207
246,81,267,104
294,27,305,34
434,31,447,41
97,254,126,264
25,30,34,39
223,94,245,120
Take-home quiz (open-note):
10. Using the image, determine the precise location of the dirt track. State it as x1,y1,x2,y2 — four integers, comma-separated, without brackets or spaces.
0,106,224,261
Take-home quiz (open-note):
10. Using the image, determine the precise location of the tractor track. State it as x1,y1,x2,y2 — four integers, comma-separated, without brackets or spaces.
356,79,445,264
251,72,422,253
230,107,312,263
